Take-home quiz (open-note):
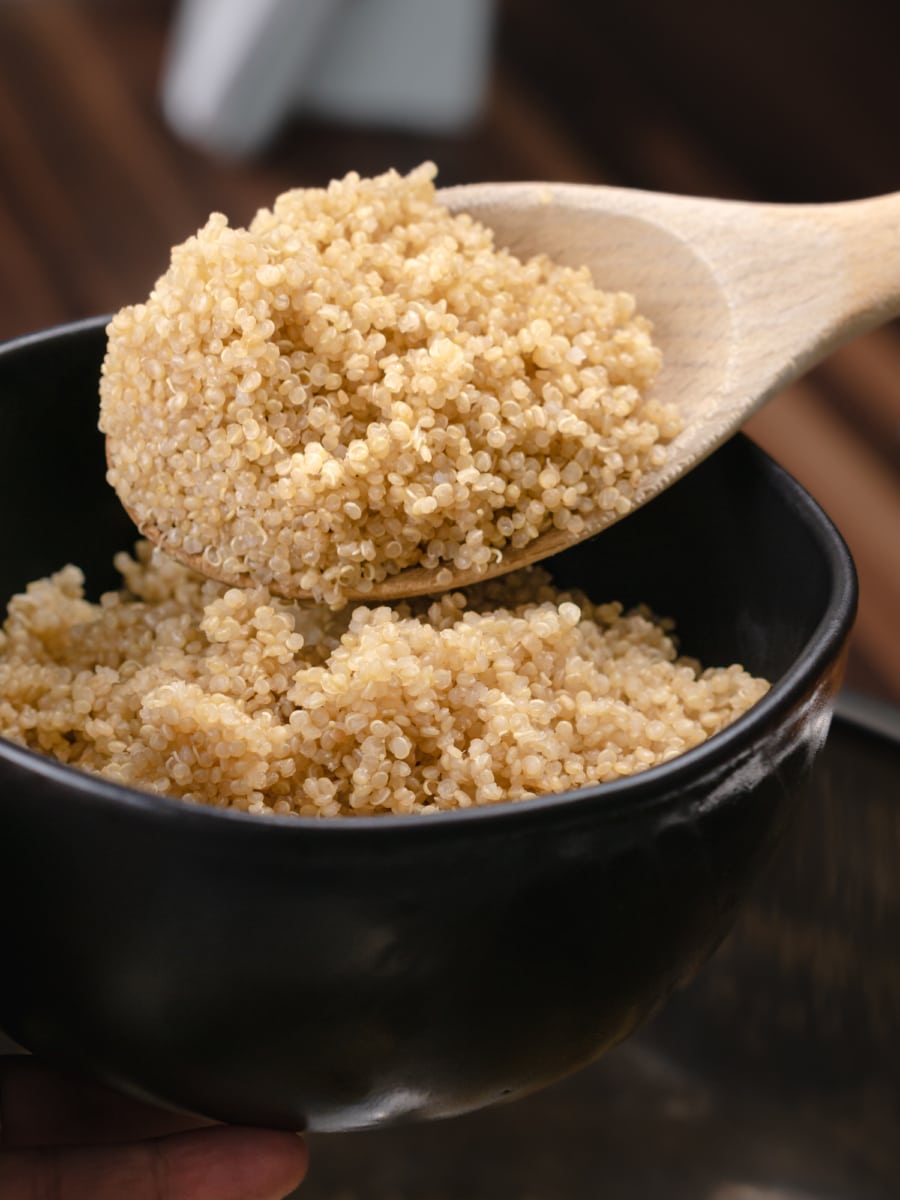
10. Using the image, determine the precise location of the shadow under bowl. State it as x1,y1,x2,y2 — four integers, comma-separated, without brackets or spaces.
0,318,857,1131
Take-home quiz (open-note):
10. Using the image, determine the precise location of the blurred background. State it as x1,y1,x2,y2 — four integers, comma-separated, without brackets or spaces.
1,0,899,706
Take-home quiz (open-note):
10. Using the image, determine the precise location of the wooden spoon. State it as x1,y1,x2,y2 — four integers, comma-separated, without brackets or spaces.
128,183,900,601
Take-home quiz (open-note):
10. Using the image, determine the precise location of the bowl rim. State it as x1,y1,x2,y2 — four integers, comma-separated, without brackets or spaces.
0,316,859,837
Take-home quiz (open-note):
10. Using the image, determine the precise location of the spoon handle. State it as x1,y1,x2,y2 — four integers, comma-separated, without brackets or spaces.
824,191,900,340
700,190,900,406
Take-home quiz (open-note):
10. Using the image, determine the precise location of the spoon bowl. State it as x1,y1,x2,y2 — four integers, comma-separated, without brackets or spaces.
112,182,899,601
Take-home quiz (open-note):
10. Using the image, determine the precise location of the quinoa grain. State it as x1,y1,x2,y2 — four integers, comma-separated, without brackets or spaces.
0,545,768,817
100,164,673,606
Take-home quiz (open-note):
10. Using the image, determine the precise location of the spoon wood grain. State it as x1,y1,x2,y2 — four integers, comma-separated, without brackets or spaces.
124,183,900,601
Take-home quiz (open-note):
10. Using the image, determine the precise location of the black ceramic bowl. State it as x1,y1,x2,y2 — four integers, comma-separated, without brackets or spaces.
0,318,856,1132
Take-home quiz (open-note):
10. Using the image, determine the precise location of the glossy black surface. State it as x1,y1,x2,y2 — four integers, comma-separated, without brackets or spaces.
0,319,857,1131
297,711,900,1198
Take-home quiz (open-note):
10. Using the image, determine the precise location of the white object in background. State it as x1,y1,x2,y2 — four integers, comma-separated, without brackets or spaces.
161,0,336,158
295,0,495,132
161,0,496,159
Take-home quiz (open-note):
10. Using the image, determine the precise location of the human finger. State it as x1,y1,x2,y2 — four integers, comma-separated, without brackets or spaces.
0,1124,308,1200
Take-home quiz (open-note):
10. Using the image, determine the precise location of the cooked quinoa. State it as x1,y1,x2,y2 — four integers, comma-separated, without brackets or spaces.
100,163,677,607
0,545,768,817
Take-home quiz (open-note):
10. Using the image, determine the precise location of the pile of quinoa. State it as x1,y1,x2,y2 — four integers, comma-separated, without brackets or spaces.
100,163,677,606
0,544,768,817
4,164,768,814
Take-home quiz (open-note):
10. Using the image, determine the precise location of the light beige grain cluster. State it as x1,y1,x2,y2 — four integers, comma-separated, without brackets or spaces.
100,163,675,606
0,544,768,817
